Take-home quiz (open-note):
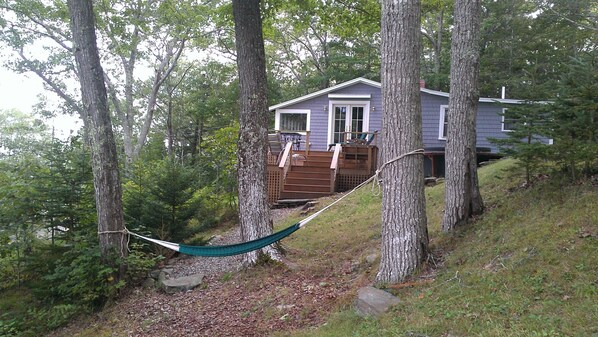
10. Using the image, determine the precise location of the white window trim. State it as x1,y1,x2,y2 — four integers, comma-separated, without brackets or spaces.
327,100,371,144
438,105,448,140
274,109,311,134
327,94,371,99
501,108,513,132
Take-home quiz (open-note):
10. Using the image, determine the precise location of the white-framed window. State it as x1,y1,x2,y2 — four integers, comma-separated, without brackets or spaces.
501,108,516,132
438,105,448,140
274,109,310,133
327,100,371,144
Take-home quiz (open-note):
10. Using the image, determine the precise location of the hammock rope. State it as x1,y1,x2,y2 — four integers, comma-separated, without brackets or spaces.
101,148,424,257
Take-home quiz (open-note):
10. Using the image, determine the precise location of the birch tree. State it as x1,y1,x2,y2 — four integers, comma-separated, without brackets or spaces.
376,0,429,284
442,0,484,232
67,0,127,278
232,0,279,265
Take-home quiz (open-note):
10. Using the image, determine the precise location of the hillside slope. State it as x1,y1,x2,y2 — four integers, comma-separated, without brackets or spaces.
289,159,598,336
54,159,597,336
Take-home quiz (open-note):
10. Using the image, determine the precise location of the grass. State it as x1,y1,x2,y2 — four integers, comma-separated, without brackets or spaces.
279,158,598,336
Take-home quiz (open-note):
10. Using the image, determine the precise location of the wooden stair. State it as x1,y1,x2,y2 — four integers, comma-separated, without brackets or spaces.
279,151,334,200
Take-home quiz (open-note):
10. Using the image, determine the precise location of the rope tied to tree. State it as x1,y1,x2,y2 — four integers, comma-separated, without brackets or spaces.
370,148,425,196
97,228,131,257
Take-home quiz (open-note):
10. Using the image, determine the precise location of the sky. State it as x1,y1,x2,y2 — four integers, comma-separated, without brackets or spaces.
0,66,82,139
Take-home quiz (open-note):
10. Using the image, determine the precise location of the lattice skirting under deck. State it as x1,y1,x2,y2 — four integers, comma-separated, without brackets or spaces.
267,167,282,203
337,173,372,192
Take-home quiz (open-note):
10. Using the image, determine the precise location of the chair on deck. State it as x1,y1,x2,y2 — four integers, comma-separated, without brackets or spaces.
328,130,378,150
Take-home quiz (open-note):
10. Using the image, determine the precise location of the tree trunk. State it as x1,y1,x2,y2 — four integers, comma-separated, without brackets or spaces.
232,0,277,266
434,8,444,77
442,0,483,232
376,0,429,284
67,0,127,279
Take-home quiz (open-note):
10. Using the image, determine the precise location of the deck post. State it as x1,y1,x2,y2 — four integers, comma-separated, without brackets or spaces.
330,144,342,193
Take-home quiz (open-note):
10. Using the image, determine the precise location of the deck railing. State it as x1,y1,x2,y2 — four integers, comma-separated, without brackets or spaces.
330,144,342,193
341,130,378,146
278,141,294,194
275,130,310,155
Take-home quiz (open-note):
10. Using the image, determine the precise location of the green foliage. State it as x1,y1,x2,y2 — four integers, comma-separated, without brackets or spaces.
490,102,551,185
124,158,202,244
201,124,239,199
1,239,158,336
39,239,120,308
479,0,596,99
260,0,381,99
490,49,598,183
0,111,161,335
547,50,598,180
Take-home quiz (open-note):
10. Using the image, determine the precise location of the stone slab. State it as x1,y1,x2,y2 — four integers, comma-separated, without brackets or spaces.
355,286,400,317
161,273,205,294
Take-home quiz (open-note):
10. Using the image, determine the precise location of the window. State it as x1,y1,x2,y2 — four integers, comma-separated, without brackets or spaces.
280,113,307,131
275,109,310,133
438,105,448,140
502,108,516,132
327,100,370,145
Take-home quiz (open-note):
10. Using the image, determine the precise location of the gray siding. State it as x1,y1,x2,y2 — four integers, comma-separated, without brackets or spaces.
278,82,383,151
279,94,329,151
421,93,509,153
421,92,449,149
277,82,513,153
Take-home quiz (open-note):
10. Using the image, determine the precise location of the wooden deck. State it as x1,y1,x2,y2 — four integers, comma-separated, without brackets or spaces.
267,143,378,203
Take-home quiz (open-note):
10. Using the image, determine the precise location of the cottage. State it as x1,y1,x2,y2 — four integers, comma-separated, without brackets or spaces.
267,77,521,202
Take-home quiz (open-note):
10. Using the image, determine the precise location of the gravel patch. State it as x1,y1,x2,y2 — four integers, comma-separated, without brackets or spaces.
165,228,243,278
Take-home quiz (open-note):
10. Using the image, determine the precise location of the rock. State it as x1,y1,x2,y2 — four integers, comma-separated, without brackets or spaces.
355,286,400,317
302,201,318,210
161,273,205,294
158,271,167,284
365,254,378,265
143,277,156,288
161,268,174,275
149,270,161,279
276,304,295,310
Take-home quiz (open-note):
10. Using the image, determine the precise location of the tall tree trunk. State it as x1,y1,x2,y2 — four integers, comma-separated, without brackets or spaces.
442,0,483,232
232,0,277,265
67,0,127,279
376,0,429,284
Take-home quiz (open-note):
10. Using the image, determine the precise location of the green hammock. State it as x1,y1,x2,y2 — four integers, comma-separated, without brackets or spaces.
129,223,301,257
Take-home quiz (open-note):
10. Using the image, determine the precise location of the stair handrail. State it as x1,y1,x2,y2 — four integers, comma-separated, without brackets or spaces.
279,140,294,176
330,144,342,193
